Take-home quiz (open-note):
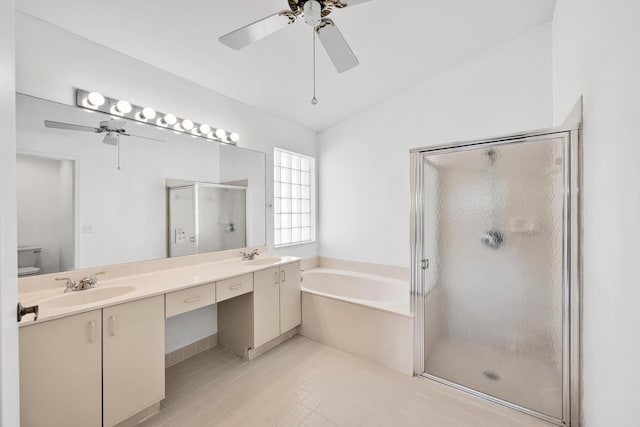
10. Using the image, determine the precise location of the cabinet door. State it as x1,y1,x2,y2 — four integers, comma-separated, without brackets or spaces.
20,310,102,427
254,267,280,348
103,296,165,427
280,261,302,333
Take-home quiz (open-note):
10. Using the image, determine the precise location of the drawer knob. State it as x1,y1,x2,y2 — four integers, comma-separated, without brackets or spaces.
184,296,202,303
230,284,243,290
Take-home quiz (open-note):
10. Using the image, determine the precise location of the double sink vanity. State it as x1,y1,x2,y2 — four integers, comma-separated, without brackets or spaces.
18,252,302,427
15,92,303,426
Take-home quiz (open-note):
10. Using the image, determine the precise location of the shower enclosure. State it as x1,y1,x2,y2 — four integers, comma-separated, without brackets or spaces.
410,127,580,426
168,182,247,257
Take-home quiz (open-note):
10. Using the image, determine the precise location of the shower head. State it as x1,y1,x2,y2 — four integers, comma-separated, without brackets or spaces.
485,149,498,167
481,230,504,249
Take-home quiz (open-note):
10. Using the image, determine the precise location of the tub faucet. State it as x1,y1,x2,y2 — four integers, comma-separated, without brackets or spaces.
241,249,259,261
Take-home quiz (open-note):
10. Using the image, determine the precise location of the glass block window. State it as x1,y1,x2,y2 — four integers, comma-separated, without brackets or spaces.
274,148,314,247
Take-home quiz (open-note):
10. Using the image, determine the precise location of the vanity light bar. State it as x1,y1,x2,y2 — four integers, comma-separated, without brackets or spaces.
75,89,240,145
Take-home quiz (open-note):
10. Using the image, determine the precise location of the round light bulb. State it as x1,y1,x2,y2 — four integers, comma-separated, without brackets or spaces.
181,119,194,131
199,124,211,135
87,92,105,107
164,114,177,126
142,107,156,120
116,100,132,114
229,133,240,143
215,128,226,139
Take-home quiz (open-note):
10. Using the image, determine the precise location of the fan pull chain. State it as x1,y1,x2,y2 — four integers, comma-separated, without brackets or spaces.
117,135,122,171
311,26,318,106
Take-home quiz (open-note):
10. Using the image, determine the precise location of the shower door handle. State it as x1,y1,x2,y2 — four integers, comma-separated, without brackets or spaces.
421,259,429,270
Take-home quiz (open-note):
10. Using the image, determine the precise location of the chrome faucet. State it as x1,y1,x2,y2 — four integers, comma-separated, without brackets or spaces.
241,249,260,261
56,272,106,293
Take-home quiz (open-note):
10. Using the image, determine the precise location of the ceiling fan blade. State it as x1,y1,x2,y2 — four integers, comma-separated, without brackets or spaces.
122,133,165,143
341,0,373,6
219,11,296,50
45,120,100,133
316,19,359,73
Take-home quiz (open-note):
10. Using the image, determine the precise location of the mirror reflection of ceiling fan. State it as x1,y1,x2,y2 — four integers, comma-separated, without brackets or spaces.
44,119,164,170
219,0,373,74
44,119,164,145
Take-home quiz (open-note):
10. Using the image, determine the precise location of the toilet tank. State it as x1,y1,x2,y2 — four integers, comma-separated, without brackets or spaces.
17,247,41,268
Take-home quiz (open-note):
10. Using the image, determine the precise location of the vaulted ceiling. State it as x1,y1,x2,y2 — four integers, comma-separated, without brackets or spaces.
16,0,556,131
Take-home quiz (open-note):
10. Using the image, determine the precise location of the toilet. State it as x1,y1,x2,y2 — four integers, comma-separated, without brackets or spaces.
17,246,42,277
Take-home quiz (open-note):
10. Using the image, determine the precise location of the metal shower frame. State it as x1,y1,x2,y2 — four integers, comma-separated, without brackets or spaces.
409,125,581,426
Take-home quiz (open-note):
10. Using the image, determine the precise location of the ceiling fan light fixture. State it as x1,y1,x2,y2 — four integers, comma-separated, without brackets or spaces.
103,132,119,146
303,1,322,27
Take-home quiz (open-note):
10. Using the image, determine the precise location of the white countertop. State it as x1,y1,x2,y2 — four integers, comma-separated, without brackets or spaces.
18,255,300,327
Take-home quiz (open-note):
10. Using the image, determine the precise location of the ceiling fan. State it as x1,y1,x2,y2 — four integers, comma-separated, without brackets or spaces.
44,119,164,145
219,0,373,74
44,119,164,169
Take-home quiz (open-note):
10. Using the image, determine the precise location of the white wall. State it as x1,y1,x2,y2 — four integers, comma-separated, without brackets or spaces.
318,24,553,267
553,1,640,425
16,155,74,274
0,0,20,425
15,13,319,261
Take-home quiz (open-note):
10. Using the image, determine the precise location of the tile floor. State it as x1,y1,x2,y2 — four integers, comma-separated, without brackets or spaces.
140,335,553,427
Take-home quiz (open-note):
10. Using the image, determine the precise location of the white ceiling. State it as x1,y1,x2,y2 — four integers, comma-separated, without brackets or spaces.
16,0,556,131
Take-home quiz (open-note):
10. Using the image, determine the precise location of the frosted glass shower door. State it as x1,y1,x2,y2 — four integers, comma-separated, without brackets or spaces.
197,186,247,253
422,137,567,421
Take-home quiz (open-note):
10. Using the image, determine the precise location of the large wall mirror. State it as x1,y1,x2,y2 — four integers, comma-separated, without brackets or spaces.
16,93,266,277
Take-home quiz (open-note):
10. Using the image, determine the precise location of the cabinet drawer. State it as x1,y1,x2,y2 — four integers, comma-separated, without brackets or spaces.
216,273,254,303
166,283,216,318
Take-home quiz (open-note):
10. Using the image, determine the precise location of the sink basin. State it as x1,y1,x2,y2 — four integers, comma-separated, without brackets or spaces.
45,286,135,308
243,257,285,266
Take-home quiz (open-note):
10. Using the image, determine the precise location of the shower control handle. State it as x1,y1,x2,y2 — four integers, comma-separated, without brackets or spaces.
421,259,429,270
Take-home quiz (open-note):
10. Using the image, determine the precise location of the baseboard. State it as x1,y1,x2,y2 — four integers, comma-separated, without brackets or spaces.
246,328,299,361
165,333,218,368
115,402,161,427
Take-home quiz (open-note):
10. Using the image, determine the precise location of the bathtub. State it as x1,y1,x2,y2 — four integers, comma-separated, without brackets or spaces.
300,268,414,375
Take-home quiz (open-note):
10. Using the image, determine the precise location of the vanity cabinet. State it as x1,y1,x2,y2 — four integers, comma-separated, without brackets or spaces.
279,261,302,333
20,297,164,427
254,262,302,347
166,282,216,318
253,267,281,348
219,261,302,357
20,310,102,427
103,295,165,427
